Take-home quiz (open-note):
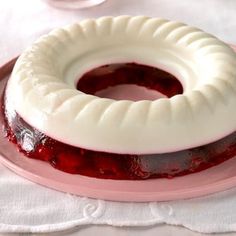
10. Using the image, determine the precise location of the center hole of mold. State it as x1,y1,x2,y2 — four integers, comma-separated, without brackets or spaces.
76,63,183,101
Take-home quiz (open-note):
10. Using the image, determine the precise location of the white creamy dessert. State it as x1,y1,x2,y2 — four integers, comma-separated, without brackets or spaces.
3,16,236,179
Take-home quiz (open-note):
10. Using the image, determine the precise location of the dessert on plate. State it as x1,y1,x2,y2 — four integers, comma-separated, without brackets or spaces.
3,16,236,180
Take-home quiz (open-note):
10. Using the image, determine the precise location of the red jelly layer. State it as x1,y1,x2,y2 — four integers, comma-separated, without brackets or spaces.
3,108,236,180
3,63,236,180
77,63,183,98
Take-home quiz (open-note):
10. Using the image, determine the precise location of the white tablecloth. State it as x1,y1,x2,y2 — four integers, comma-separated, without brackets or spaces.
1,0,236,234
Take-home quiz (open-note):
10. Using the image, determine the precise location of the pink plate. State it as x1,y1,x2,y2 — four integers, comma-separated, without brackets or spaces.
1,47,236,202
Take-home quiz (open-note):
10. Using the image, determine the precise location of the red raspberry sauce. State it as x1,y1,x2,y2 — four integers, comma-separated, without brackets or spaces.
3,63,236,180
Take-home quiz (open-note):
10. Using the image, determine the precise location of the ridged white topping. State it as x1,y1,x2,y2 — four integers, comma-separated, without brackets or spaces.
6,16,236,154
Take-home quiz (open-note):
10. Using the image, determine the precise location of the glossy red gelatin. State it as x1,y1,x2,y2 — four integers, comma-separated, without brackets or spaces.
77,63,183,97
3,63,236,180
